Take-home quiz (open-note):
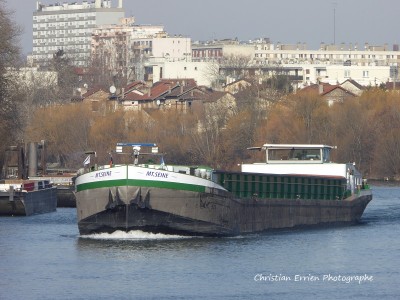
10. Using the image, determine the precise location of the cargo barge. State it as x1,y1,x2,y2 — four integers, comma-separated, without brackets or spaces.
75,143,372,236
0,180,57,216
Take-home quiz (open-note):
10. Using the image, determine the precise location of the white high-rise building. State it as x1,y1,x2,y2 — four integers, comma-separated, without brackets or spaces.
33,0,124,67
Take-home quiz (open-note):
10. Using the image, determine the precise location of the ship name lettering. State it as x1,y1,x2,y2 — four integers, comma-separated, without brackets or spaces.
95,171,112,178
146,171,168,178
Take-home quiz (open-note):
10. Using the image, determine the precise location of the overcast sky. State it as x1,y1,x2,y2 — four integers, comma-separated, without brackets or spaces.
4,0,400,55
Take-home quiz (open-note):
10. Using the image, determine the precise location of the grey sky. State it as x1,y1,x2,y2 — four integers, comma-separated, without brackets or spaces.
5,0,400,55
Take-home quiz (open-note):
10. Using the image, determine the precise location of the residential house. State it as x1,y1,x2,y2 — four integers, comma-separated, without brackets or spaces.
300,82,357,105
82,87,116,112
120,80,183,111
120,79,194,110
224,78,252,94
197,90,237,132
340,79,364,96
119,78,237,118
321,85,357,105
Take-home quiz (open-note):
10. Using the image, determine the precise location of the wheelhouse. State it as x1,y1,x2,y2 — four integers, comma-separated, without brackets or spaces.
262,144,335,164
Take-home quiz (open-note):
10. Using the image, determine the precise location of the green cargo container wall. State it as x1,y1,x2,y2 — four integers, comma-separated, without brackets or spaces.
214,172,347,200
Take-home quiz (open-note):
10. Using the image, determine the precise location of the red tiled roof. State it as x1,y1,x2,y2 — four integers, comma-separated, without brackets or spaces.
167,85,197,97
202,91,229,103
321,85,338,94
123,81,146,92
179,88,207,101
147,82,177,99
124,90,145,101
299,83,357,97
122,82,177,102
301,83,337,94
82,86,107,98
160,78,197,88
321,85,357,97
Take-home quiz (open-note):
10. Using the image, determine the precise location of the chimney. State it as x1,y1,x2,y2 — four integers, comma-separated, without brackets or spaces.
95,0,101,8
28,142,38,178
118,0,123,8
318,83,323,94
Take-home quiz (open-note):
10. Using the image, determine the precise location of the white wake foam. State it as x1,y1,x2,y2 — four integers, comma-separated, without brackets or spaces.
81,230,189,240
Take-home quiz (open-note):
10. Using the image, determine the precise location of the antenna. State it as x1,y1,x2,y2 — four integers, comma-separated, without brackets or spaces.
333,2,337,45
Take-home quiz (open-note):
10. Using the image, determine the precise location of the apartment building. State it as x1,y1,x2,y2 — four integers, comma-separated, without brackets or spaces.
91,18,165,81
252,42,398,86
150,61,213,86
194,39,399,87
33,0,124,67
141,37,194,83
91,12,194,82
192,39,255,62
253,42,400,67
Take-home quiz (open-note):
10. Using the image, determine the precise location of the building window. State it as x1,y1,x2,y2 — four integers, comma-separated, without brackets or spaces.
363,71,369,78
344,70,350,78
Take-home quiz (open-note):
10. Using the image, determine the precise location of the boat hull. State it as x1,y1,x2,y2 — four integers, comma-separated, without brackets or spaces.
76,183,372,236
0,187,58,216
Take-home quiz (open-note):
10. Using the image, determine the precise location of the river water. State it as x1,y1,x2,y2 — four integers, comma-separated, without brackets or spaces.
0,186,399,300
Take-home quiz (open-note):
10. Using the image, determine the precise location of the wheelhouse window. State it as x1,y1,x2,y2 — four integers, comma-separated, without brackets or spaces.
267,148,322,162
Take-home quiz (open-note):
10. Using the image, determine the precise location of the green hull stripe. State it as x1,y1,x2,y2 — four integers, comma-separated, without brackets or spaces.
77,178,206,193
77,179,128,192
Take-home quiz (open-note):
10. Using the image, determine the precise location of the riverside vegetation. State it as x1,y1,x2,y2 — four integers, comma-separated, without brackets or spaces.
24,88,400,181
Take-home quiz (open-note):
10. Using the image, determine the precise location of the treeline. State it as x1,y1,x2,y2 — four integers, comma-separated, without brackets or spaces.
24,88,400,180
259,89,400,179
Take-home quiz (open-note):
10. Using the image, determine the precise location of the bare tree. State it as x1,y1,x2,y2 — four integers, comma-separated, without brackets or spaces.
0,1,22,174
49,49,79,103
286,91,327,143
204,54,252,89
25,103,92,168
219,54,253,77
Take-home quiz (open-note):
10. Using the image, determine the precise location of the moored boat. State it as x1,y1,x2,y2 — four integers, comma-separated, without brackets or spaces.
30,174,76,207
0,142,58,216
75,143,372,236
0,179,57,216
